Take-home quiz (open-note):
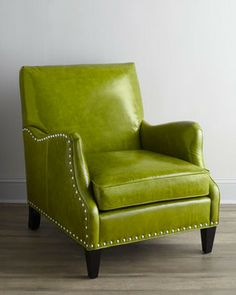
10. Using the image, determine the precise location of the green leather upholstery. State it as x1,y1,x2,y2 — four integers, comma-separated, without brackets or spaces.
20,63,220,252
99,197,211,248
87,150,210,211
20,63,143,153
140,121,220,224
141,121,205,167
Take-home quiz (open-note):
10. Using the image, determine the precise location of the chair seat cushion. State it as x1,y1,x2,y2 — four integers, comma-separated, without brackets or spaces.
86,150,210,211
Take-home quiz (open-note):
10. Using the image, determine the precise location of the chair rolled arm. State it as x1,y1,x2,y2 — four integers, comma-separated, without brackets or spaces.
23,126,99,249
140,121,205,167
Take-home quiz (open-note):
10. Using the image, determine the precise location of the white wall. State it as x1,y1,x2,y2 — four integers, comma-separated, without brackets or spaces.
0,0,236,202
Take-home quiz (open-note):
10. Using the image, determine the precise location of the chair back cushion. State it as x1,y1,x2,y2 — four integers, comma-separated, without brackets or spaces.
20,63,143,152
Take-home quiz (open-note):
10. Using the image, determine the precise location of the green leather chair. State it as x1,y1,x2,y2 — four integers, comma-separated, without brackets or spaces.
20,63,220,278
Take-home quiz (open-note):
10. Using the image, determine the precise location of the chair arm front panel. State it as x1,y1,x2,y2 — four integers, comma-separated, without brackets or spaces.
209,178,220,223
140,121,205,167
23,127,99,249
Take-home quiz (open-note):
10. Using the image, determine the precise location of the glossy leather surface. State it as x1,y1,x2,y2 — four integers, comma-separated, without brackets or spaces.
19,63,220,251
141,121,205,167
87,150,210,211
140,120,220,225
99,197,211,248
20,63,143,153
23,127,99,247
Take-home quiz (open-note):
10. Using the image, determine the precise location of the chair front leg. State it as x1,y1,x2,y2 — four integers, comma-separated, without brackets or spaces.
201,227,216,254
85,249,101,279
28,206,41,230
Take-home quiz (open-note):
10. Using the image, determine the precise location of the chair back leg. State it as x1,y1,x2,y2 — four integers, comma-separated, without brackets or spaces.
28,206,41,230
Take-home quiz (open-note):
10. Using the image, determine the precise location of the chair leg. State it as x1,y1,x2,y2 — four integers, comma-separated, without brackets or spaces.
85,249,101,279
201,226,216,254
28,206,41,230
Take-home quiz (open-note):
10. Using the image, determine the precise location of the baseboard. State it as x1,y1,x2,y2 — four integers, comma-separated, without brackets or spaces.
0,178,235,204
0,179,27,203
215,179,236,204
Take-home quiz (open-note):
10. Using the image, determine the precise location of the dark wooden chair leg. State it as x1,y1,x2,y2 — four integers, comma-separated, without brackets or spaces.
201,226,216,254
28,206,41,230
85,249,101,279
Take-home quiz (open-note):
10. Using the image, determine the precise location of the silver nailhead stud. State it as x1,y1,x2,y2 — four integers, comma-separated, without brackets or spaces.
172,229,175,233
166,230,169,234
200,224,203,227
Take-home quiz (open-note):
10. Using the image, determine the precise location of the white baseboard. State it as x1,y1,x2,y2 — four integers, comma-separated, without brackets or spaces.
0,178,235,204
215,179,236,204
0,179,27,203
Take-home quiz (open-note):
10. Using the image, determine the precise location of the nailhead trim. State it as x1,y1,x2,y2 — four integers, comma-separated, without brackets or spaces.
28,201,94,248
96,221,219,249
23,128,90,247
23,128,219,250
23,128,69,141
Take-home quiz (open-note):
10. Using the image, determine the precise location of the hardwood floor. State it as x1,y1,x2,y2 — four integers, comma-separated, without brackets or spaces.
0,204,235,294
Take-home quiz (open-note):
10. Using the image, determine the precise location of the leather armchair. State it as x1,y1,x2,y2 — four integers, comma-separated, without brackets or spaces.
20,63,220,278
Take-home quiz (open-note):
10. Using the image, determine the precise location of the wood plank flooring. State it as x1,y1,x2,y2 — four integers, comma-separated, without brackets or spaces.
0,204,235,294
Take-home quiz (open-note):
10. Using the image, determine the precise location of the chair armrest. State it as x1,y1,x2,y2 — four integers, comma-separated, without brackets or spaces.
140,121,205,167
141,121,220,223
23,126,99,249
